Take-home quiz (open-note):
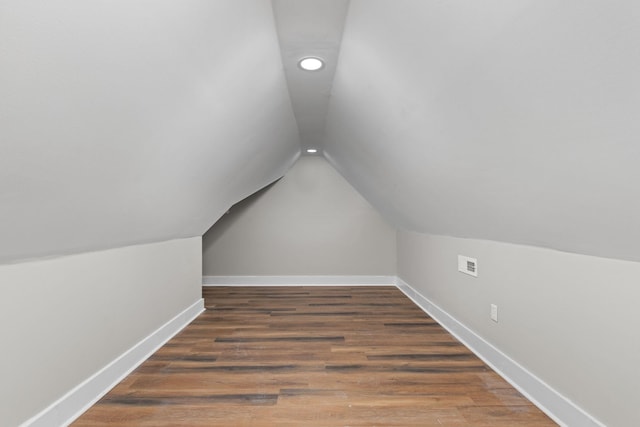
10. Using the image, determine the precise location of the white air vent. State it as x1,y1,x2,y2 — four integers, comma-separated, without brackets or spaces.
458,255,478,277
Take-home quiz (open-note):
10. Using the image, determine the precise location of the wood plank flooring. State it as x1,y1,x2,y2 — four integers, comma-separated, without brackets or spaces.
73,286,556,426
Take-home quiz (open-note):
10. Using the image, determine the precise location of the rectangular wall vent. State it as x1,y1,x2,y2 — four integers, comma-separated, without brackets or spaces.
458,255,478,277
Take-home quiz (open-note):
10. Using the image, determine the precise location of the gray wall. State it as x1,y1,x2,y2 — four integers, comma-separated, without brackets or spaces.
397,231,640,427
203,156,396,276
0,237,202,426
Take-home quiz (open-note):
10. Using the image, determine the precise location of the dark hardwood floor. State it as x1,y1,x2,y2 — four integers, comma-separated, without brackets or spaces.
73,286,556,426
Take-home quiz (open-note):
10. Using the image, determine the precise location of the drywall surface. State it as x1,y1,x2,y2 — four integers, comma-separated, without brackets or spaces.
0,0,299,263
272,0,350,152
397,231,640,426
326,0,640,261
203,156,396,276
0,237,202,426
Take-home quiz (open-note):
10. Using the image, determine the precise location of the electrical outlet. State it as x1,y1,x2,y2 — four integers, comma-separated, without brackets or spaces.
458,255,478,277
490,304,498,322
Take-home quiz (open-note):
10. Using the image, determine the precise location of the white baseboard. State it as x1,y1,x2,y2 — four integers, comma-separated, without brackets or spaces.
28,276,603,427
395,278,604,427
22,298,205,427
202,275,396,286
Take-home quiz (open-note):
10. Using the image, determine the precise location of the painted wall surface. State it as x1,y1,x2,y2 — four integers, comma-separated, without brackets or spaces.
0,0,299,263
326,0,640,261
0,237,202,426
397,231,640,427
203,156,396,276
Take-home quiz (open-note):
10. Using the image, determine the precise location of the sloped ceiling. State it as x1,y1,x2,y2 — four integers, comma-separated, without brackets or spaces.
0,0,299,263
2,0,639,264
272,0,349,152
325,0,640,261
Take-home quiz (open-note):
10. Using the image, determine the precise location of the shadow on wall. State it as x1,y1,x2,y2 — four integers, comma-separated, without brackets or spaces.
202,180,280,255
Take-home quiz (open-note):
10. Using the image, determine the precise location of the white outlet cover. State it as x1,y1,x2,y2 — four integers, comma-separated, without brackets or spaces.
491,304,498,322
458,255,478,277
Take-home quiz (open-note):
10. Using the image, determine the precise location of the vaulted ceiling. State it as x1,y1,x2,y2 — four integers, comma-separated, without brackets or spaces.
0,1,299,263
273,0,349,153
325,0,640,261
1,0,638,263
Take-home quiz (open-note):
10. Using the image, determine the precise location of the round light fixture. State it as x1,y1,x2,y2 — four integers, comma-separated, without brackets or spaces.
298,57,324,71
306,148,318,154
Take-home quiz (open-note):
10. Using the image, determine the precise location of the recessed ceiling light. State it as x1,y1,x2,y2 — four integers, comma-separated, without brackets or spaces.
306,148,318,154
298,57,324,71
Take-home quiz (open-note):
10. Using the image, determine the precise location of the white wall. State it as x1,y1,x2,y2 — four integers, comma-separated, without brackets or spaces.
0,237,202,427
0,0,299,263
203,156,396,276
397,231,640,427
326,0,640,261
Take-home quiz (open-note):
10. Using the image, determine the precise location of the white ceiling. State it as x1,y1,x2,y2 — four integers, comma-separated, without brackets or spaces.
272,0,350,153
0,0,299,263
1,0,639,263
324,0,640,261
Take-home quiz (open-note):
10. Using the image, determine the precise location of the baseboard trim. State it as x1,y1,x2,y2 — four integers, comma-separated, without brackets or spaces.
395,277,604,427
202,275,396,286
29,276,602,427
22,298,205,427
